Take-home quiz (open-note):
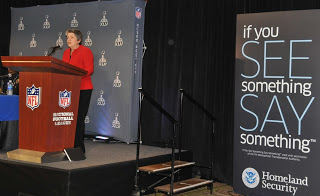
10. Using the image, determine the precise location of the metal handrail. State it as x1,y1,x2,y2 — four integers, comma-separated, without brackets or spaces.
180,89,215,121
139,88,178,124
135,88,179,196
179,89,215,181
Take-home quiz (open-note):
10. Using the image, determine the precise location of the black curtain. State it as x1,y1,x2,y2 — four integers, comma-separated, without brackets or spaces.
0,1,11,75
1,0,320,186
141,0,237,184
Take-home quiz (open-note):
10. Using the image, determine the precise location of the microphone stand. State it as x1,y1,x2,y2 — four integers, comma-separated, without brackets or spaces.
48,46,62,56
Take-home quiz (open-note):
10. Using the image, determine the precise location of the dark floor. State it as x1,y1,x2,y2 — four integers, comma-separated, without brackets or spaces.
0,139,241,196
0,138,177,170
146,181,242,196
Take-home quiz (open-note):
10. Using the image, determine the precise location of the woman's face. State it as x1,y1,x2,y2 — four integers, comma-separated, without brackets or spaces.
67,33,80,50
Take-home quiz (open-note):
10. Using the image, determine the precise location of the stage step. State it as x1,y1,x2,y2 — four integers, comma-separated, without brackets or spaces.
138,160,195,173
154,178,213,194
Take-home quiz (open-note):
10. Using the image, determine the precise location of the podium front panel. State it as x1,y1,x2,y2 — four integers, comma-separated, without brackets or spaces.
19,72,81,152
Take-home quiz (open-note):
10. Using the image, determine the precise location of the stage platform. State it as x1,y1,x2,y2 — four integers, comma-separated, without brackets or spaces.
0,139,192,196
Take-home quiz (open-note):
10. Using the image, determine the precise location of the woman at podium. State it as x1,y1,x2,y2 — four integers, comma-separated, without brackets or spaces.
62,29,94,153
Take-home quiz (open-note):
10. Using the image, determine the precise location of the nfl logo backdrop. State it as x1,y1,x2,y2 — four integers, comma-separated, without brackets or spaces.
10,0,146,143
234,10,320,196
135,7,141,19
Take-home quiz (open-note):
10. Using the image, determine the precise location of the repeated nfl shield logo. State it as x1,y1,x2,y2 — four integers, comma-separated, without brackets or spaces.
59,89,72,109
26,84,41,111
135,7,141,19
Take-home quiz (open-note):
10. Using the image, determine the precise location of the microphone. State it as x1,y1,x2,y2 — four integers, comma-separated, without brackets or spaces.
51,45,61,50
0,73,11,78
48,45,62,56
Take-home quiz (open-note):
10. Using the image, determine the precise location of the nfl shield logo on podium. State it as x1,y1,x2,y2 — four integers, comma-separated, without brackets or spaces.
26,84,41,111
59,89,71,109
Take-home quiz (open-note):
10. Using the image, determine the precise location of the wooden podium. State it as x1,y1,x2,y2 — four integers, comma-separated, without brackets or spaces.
1,56,87,163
